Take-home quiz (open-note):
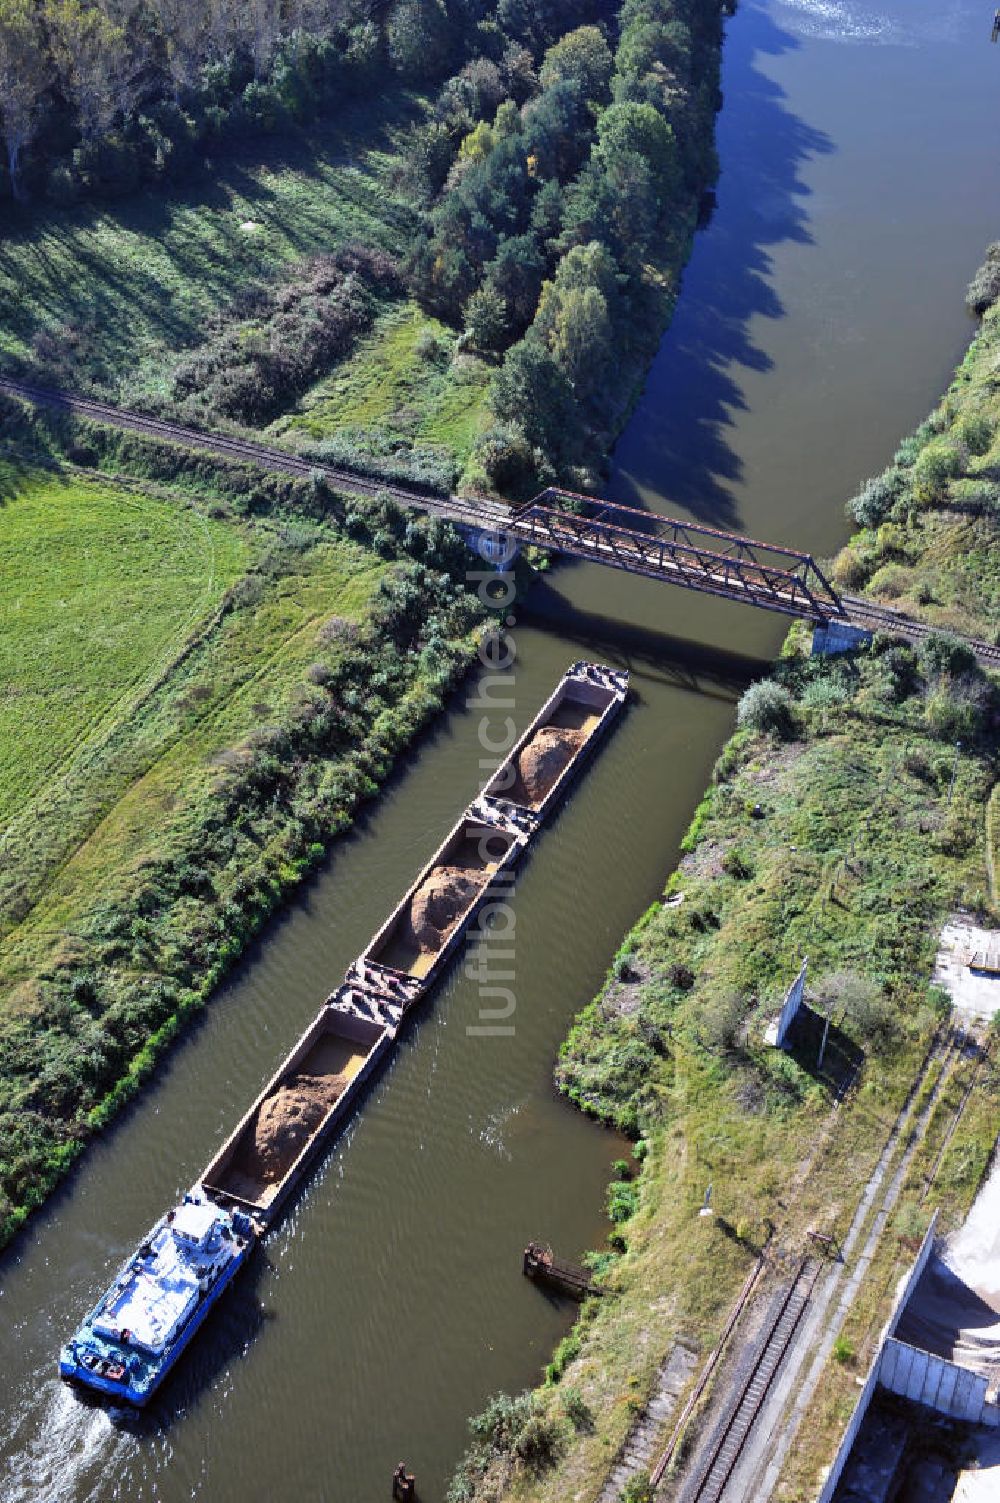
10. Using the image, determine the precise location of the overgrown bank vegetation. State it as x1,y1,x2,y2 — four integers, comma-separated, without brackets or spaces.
0,396,488,1249
446,261,1000,1503
1,0,727,492
830,250,1000,644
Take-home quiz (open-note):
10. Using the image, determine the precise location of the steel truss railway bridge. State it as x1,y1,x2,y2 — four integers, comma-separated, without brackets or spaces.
3,376,999,668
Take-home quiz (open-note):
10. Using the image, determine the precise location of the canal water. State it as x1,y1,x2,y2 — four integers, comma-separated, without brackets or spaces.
2,2,998,1498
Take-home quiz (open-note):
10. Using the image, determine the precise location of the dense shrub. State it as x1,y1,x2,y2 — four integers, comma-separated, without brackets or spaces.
830,543,870,591
475,421,538,492
561,1386,594,1430
699,988,745,1053
848,467,903,529
621,1478,655,1503
168,247,401,426
920,630,979,679
913,440,965,504
820,970,899,1056
966,242,1000,316
957,410,994,457
736,680,798,739
924,680,990,742
448,1390,563,1502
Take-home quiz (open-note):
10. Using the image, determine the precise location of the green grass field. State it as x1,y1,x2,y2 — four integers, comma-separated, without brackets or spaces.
272,300,492,470
0,91,422,404
0,428,486,1243
0,90,498,481
0,460,246,825
0,460,387,985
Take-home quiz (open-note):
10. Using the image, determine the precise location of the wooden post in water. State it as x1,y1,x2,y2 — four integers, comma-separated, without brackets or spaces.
392,1462,416,1501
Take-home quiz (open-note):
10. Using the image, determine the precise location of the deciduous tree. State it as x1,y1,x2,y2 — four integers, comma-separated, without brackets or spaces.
44,0,127,142
0,0,51,200
539,24,612,104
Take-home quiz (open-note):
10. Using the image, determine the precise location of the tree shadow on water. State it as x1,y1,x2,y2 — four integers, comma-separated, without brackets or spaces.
610,2,835,530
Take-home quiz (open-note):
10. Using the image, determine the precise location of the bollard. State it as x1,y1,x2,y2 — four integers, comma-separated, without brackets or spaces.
392,1462,416,1501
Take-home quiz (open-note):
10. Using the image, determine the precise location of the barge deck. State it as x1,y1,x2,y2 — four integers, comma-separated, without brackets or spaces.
60,661,627,1401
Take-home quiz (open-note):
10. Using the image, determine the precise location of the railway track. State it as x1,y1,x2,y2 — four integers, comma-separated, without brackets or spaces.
5,376,1000,658
842,593,1000,669
682,1258,822,1503
0,375,512,532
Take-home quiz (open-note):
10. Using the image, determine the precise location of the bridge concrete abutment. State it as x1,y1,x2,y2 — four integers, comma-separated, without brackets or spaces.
463,527,521,569
812,621,874,657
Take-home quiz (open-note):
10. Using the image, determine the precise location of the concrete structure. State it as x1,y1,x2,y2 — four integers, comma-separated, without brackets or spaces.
765,958,808,1049
934,919,1000,1020
816,1215,939,1503
812,620,873,657
878,1338,999,1427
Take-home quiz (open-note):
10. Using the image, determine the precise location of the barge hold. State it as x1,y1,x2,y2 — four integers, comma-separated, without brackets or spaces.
202,1010,392,1218
59,661,627,1403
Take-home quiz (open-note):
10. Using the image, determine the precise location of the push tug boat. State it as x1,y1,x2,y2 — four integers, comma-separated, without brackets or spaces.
59,1190,256,1405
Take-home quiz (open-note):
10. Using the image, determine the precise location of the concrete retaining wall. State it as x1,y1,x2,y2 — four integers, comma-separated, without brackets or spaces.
815,1349,884,1503
770,958,808,1049
886,1213,939,1340
878,1338,991,1425
812,621,873,657
815,1214,939,1503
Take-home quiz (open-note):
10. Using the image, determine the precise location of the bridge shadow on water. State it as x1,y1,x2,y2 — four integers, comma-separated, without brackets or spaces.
522,576,772,701
609,1,834,531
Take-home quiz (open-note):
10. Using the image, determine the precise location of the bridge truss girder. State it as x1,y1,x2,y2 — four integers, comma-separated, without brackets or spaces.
508,490,845,622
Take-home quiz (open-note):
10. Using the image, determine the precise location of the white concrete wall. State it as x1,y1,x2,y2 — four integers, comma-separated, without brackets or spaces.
887,1213,939,1339
879,1339,987,1425
774,959,808,1049
814,1215,939,1503
815,1354,884,1503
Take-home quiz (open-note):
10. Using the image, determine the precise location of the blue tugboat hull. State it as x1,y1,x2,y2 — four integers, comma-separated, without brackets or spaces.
60,1195,255,1406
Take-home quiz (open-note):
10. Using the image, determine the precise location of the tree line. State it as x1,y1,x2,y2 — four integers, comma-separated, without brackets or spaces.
411,0,727,488
0,0,728,494
0,0,594,204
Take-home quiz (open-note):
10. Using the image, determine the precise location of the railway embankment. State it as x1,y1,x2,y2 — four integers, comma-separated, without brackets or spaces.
446,264,1000,1503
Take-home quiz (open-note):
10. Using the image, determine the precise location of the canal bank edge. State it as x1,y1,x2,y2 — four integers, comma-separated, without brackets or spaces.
0,486,492,1253
446,266,1000,1502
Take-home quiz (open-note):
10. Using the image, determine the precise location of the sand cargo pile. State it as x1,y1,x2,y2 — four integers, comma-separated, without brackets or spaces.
206,661,627,1222
60,661,627,1403
202,1010,391,1217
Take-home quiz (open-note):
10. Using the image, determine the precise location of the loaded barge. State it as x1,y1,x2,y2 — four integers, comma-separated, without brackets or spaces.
59,661,627,1404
